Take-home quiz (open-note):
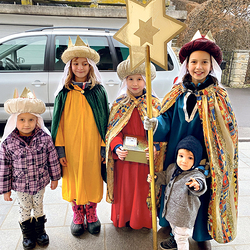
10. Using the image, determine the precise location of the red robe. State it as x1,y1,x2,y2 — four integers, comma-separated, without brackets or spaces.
110,108,152,229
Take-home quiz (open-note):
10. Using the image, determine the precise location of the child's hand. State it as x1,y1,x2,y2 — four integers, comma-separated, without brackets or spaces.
4,191,12,201
116,146,128,161
144,116,157,131
147,174,157,183
60,157,67,167
101,157,106,164
145,146,157,160
186,178,200,191
50,180,58,190
147,174,152,183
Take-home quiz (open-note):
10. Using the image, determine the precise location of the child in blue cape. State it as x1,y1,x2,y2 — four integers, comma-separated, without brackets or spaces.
144,31,238,249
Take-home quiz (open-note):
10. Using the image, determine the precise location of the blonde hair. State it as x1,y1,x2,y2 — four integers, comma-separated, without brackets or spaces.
118,81,144,106
119,94,131,106
64,59,99,90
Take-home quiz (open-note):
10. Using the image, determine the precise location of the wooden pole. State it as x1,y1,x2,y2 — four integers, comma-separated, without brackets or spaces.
145,45,158,250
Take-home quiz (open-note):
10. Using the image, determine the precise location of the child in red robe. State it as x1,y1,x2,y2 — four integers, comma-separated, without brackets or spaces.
105,58,164,230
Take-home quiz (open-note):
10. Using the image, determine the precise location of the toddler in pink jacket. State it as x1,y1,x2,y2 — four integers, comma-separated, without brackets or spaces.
0,88,61,250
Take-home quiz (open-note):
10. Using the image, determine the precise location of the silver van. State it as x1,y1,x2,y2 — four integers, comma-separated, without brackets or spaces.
0,27,180,123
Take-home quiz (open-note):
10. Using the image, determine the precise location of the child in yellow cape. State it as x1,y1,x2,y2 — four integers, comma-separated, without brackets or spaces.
51,36,109,236
105,57,165,230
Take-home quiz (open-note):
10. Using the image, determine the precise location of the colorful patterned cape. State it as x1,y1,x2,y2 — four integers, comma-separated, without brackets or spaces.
105,92,166,205
161,83,238,243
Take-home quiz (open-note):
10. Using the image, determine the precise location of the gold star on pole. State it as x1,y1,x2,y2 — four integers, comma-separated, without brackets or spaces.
134,18,159,46
113,0,186,71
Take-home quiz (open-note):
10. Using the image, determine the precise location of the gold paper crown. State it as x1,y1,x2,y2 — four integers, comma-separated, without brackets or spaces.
4,88,46,114
19,87,36,99
117,56,156,81
68,35,88,47
61,35,100,64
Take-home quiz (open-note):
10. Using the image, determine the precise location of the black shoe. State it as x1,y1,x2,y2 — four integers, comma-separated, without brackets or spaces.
87,219,101,234
22,238,36,250
197,240,211,250
34,215,49,246
70,220,85,236
19,219,36,250
121,221,133,232
160,235,177,250
37,233,49,246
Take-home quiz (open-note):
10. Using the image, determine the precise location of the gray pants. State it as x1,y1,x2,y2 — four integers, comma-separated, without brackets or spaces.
16,188,45,223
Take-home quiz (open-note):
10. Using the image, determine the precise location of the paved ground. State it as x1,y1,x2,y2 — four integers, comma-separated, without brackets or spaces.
0,138,249,250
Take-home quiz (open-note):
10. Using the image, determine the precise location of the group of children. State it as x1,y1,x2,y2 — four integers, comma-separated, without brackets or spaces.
0,32,238,250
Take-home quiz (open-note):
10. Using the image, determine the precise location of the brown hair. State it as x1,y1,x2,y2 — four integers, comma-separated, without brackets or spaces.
64,58,99,90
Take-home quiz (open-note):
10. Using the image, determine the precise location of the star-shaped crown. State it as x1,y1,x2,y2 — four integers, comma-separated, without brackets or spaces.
68,35,89,48
191,30,215,42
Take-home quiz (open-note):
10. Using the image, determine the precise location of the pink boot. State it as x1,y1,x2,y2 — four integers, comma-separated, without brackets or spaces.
70,200,85,236
85,202,101,234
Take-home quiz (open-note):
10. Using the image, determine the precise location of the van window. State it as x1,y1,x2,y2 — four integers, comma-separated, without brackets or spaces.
153,54,174,71
112,39,129,62
0,36,47,71
54,35,113,71
111,38,174,71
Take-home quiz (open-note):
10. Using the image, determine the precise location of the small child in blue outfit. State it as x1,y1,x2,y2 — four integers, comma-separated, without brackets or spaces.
148,135,207,250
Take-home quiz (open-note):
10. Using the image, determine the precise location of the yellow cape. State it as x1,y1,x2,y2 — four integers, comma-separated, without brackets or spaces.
55,85,104,205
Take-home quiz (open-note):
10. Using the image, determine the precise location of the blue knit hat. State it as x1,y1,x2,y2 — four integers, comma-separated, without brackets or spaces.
175,135,203,168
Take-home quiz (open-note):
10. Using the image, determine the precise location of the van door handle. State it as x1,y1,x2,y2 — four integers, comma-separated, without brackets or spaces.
32,80,46,86
105,81,120,86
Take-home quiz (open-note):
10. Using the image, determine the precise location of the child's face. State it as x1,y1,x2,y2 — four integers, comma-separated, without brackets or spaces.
16,113,38,137
187,50,212,85
176,149,194,171
71,57,90,82
126,74,145,97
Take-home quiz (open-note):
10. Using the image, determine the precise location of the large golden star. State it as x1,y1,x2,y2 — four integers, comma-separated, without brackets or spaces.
134,18,159,46
113,0,186,71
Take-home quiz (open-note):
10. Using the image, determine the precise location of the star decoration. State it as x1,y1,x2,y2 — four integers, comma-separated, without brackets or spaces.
134,18,159,46
113,0,186,71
